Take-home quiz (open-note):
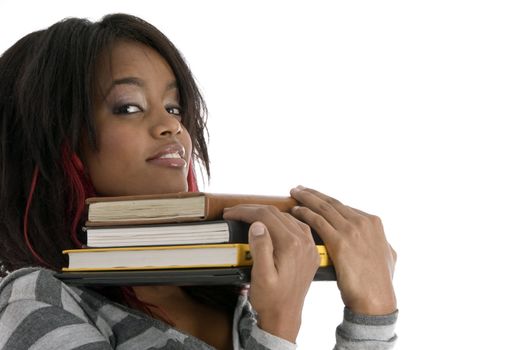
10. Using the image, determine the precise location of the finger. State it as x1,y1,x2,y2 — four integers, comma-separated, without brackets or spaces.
225,204,313,242
223,205,300,248
282,212,316,244
291,186,375,228
223,204,285,226
224,203,295,211
248,222,277,281
291,205,338,245
290,186,348,224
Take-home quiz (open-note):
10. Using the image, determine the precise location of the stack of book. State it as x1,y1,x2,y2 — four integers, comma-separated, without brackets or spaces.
57,192,335,286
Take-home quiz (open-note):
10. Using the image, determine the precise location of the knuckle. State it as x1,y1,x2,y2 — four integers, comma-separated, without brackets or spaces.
254,206,266,216
342,223,354,234
311,216,326,229
283,213,295,221
288,237,302,250
298,221,311,234
292,206,308,218
299,242,320,267
353,215,370,229
369,214,383,226
255,205,278,219
326,197,341,207
267,205,281,214
391,246,397,262
318,202,332,212
311,246,321,261
310,254,321,268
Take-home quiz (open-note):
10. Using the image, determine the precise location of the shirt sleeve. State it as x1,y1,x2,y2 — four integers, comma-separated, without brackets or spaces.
233,294,297,350
233,295,398,350
0,268,113,350
333,307,398,350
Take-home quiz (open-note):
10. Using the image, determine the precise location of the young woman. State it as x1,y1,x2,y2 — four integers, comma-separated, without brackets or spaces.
0,14,398,349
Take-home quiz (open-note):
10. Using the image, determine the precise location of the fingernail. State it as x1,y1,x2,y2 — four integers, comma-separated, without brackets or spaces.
291,185,305,194
251,222,265,236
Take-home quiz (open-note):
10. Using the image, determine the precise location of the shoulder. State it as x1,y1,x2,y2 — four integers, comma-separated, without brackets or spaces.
0,268,116,349
0,267,67,309
0,267,115,322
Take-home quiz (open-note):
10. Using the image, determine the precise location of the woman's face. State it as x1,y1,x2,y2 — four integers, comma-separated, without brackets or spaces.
82,40,192,196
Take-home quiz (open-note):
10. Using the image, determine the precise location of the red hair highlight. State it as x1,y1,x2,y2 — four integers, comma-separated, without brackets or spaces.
187,158,199,192
61,144,95,248
23,144,97,268
23,167,52,268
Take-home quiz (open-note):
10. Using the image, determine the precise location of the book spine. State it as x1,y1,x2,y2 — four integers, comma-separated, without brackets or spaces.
316,245,332,267
237,244,253,266
225,220,250,243
225,219,324,245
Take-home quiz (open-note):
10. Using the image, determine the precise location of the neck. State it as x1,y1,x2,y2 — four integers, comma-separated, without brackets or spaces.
132,285,233,350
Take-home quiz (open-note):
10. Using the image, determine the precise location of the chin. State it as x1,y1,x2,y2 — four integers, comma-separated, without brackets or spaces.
146,183,188,195
94,177,189,197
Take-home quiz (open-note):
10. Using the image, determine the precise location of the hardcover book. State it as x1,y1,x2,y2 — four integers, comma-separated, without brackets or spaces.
62,244,331,271
55,266,337,286
85,219,324,247
86,220,250,247
86,192,298,226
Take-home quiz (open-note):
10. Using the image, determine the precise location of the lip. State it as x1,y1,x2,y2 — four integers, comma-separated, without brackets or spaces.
147,144,187,168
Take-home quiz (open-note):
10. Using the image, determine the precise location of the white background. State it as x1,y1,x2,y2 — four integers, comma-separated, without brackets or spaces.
1,1,525,349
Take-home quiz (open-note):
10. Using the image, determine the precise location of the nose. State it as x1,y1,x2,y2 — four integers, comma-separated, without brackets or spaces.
150,113,183,138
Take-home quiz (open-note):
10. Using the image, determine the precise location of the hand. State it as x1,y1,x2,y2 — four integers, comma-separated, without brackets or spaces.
223,205,320,342
289,186,397,315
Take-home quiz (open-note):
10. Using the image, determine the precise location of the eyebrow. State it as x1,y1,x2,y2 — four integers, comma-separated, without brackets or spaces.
111,77,145,88
104,77,178,97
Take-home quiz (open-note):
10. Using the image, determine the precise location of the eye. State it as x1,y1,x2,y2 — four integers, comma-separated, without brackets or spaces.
113,104,142,115
166,105,182,119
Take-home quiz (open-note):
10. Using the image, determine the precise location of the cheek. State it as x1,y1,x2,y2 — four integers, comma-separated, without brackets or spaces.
86,127,144,189
99,132,136,161
98,127,142,161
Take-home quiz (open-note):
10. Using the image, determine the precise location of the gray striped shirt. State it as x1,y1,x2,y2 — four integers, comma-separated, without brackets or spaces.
0,268,397,349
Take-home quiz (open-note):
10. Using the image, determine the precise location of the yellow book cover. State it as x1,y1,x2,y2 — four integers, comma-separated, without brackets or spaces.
63,244,331,272
316,245,331,267
63,244,252,271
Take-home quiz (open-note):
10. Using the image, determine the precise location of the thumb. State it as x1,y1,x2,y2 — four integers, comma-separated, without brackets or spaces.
248,221,276,277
